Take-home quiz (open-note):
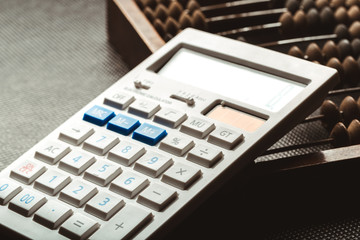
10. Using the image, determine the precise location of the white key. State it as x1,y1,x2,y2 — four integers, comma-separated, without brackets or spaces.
59,213,99,240
134,151,173,178
34,169,71,195
85,191,124,220
83,131,119,155
10,160,46,184
90,204,152,240
109,171,149,199
8,188,47,217
208,126,244,149
103,91,135,110
153,108,187,128
0,179,22,205
159,133,195,156
187,144,224,167
180,117,215,138
59,179,98,207
128,99,160,118
137,183,177,211
34,140,71,164
108,140,145,166
33,200,73,229
162,162,202,190
83,159,122,186
59,150,96,175
59,123,94,146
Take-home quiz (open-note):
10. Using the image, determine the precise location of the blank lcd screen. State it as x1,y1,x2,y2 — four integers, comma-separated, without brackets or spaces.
158,48,305,112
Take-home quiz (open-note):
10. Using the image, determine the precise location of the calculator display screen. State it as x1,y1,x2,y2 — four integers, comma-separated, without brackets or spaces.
158,48,305,112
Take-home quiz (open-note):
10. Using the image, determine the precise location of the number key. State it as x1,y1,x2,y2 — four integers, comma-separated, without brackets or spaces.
59,180,98,207
83,159,122,186
85,191,124,220
134,151,173,178
59,150,96,175
0,179,22,205
34,169,71,195
108,140,145,166
83,131,119,155
109,171,149,199
8,188,47,217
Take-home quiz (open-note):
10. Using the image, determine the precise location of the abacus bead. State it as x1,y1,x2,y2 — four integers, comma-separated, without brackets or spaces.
320,99,342,129
155,4,168,22
306,8,321,29
334,6,349,24
322,40,340,60
342,56,360,85
337,39,352,60
301,0,315,11
334,24,349,39
165,17,180,36
286,0,300,13
144,7,155,23
351,38,360,57
288,45,305,58
279,12,295,33
357,55,360,68
142,0,157,9
330,122,350,147
316,0,329,9
348,5,360,22
320,6,335,26
339,96,360,125
326,57,345,86
186,0,201,14
153,18,166,38
294,10,307,31
345,0,359,7
349,21,360,39
168,1,183,20
347,119,360,144
305,42,323,62
330,0,345,8
179,11,193,29
192,9,208,30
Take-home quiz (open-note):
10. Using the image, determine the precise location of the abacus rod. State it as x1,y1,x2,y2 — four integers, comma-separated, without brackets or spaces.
262,138,332,155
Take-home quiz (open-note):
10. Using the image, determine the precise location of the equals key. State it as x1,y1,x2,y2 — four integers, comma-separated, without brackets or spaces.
59,213,99,240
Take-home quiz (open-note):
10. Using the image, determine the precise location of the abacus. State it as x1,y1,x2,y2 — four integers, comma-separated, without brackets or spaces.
107,0,360,178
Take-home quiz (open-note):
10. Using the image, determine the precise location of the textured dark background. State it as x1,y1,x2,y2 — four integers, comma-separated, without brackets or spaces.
1,0,360,239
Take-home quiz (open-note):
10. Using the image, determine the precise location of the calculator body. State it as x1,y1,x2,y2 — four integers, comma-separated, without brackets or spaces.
0,29,338,239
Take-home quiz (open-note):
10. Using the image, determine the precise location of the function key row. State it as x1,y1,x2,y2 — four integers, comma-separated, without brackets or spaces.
84,103,243,150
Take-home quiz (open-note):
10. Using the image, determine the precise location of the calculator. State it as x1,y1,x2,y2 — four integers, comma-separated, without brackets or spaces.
0,28,338,240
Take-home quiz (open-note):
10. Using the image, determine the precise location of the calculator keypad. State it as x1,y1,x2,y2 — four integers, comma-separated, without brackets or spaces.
2,92,243,239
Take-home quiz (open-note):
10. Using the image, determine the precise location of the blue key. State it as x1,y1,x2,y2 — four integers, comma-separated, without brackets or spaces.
107,113,140,135
132,123,167,146
83,105,115,126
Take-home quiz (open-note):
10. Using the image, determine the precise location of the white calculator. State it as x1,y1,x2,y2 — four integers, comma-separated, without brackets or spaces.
0,29,338,239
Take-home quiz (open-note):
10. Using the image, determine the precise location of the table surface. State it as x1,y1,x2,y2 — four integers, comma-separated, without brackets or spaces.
1,1,360,239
